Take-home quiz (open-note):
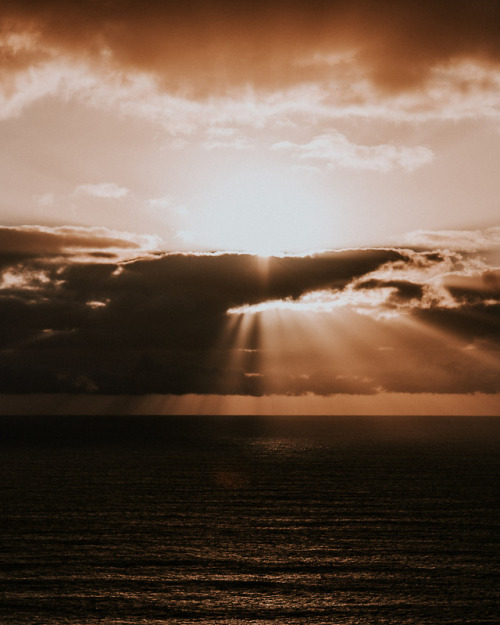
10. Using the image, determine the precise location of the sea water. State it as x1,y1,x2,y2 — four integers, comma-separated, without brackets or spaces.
1,415,499,624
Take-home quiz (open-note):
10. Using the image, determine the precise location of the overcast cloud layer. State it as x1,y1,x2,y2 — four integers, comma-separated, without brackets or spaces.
1,226,498,397
3,0,500,93
2,0,500,133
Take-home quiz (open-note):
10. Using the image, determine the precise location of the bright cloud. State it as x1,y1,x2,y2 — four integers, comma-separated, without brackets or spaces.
403,227,500,251
1,55,500,135
75,183,129,199
227,246,500,318
272,131,434,172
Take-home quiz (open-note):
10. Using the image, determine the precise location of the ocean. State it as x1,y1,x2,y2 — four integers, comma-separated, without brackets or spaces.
1,415,499,624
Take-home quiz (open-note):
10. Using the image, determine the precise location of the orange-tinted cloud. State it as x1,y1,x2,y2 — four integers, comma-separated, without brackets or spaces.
2,1,500,95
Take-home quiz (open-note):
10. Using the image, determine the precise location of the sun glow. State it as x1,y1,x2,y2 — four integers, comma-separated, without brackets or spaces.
197,165,328,255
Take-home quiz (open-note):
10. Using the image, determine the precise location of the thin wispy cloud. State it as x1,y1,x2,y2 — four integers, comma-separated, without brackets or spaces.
75,183,129,199
202,136,254,151
272,131,434,172
2,59,499,134
146,196,188,215
34,193,55,207
403,227,500,251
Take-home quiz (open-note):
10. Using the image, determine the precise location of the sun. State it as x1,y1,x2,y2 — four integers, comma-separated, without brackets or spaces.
195,165,327,255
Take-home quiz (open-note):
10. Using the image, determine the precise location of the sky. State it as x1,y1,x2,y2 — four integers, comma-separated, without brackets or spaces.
0,0,499,415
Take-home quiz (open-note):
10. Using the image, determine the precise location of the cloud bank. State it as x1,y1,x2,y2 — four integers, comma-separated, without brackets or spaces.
0,225,498,397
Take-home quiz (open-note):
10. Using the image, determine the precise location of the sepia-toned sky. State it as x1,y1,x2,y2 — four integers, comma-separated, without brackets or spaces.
1,1,499,414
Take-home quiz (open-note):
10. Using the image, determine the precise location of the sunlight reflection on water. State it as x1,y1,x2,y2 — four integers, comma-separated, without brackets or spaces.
1,416,499,624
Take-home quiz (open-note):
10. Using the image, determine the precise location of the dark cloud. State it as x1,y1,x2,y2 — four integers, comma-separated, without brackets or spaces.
2,1,500,93
0,239,498,396
444,269,500,304
0,226,142,256
355,278,425,302
417,304,500,343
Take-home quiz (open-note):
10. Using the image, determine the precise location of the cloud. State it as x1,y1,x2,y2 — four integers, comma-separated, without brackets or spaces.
74,183,129,199
202,136,254,151
272,131,434,172
403,226,500,251
0,225,160,258
1,2,500,132
34,193,55,207
3,1,500,95
1,53,499,136
233,246,499,317
146,196,188,216
0,236,498,396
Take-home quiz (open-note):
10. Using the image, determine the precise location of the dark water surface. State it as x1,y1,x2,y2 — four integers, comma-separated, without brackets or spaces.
1,415,499,624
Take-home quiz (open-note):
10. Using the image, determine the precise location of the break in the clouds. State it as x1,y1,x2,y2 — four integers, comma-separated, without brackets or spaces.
272,131,434,172
0,226,498,397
